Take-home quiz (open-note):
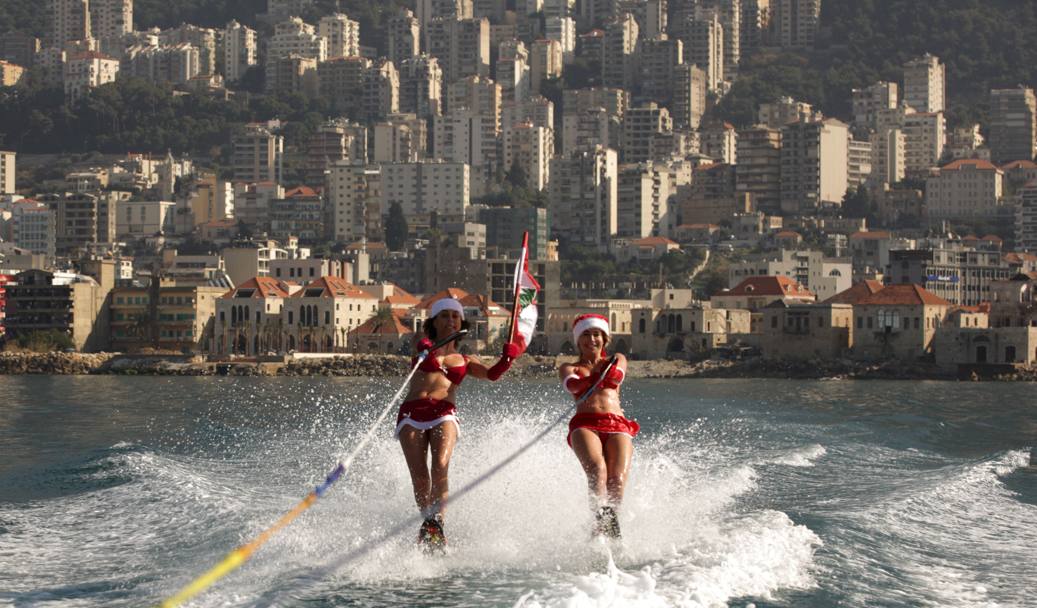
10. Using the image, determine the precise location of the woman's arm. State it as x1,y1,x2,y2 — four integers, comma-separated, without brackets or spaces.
465,342,521,381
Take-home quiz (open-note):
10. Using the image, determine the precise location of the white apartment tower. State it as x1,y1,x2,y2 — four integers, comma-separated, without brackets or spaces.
319,13,361,59
90,0,132,41
425,17,489,85
772,0,819,49
503,122,553,191
232,125,284,184
381,161,470,225
326,162,382,242
684,12,724,92
50,0,90,46
903,54,945,114
618,162,672,238
223,20,257,82
0,150,14,194
780,118,849,214
989,87,1037,164
852,81,898,131
398,54,443,120
549,145,618,250
1018,182,1037,252
388,9,421,65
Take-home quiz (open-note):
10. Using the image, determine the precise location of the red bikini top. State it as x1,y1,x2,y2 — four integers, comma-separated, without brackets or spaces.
413,353,470,385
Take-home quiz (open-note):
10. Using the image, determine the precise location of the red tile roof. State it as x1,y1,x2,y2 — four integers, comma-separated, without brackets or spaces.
632,236,679,246
775,230,801,239
416,289,508,317
941,159,999,171
222,276,296,299
724,276,814,298
285,186,319,198
1001,160,1037,170
855,284,951,307
294,276,376,298
849,230,892,240
350,310,412,336
823,280,885,304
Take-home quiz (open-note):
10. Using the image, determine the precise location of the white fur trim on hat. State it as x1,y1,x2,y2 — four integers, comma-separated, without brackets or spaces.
429,297,465,320
572,314,609,343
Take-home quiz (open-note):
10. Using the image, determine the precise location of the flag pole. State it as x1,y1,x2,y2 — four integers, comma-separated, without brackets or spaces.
507,231,529,344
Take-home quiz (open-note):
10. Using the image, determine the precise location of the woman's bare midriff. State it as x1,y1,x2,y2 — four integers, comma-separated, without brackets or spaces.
575,387,625,417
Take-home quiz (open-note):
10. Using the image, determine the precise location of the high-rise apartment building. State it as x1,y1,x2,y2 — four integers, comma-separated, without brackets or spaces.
223,20,257,82
232,125,284,184
398,54,443,120
529,38,562,95
1018,183,1037,252
373,114,427,163
639,35,683,106
387,9,420,65
602,13,639,90
852,81,898,132
735,125,782,213
63,50,119,102
771,0,819,49
780,118,849,214
903,54,945,114
381,161,470,226
502,122,553,191
0,151,14,194
326,162,381,242
683,12,724,92
740,0,771,52
549,145,618,250
426,17,489,85
319,13,360,59
617,162,672,238
49,0,90,47
989,87,1037,164
622,103,672,163
671,63,707,130
869,127,906,187
266,17,326,91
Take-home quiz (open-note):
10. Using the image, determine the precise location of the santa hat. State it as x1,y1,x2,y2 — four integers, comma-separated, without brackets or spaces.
572,313,609,343
429,297,465,321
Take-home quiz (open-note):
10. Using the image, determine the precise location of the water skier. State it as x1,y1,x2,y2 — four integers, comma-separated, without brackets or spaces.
396,297,521,550
558,313,639,539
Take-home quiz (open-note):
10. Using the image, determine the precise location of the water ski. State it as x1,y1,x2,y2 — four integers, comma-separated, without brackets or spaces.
592,505,621,540
418,516,447,555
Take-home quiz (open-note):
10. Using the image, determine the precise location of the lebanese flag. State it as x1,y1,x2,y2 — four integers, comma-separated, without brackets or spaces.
510,233,541,354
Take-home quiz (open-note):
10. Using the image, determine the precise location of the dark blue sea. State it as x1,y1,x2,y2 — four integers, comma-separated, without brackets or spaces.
1,375,1035,607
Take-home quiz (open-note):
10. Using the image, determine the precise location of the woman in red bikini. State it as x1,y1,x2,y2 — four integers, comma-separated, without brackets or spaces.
397,297,520,549
558,313,639,538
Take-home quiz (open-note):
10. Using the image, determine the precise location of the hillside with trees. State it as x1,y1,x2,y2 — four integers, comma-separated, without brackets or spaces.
3,1,1037,152
714,0,1037,128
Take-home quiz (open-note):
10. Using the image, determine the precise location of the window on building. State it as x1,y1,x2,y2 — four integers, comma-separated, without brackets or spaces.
771,316,778,329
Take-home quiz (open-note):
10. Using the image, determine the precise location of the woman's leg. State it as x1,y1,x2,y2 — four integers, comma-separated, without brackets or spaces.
427,421,458,517
570,428,608,504
399,425,432,513
603,433,634,505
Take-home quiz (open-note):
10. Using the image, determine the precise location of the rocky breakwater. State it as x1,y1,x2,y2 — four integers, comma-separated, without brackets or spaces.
277,354,561,377
0,352,115,374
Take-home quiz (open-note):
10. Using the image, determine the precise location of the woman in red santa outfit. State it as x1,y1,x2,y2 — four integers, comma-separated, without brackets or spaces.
397,296,521,550
557,313,639,538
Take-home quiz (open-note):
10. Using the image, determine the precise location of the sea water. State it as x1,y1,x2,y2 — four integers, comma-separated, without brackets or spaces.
1,375,1035,607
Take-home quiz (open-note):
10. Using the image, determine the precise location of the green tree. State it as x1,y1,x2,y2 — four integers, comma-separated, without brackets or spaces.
385,202,408,251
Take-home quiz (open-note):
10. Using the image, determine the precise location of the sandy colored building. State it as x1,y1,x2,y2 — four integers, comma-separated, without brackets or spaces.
630,304,751,358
